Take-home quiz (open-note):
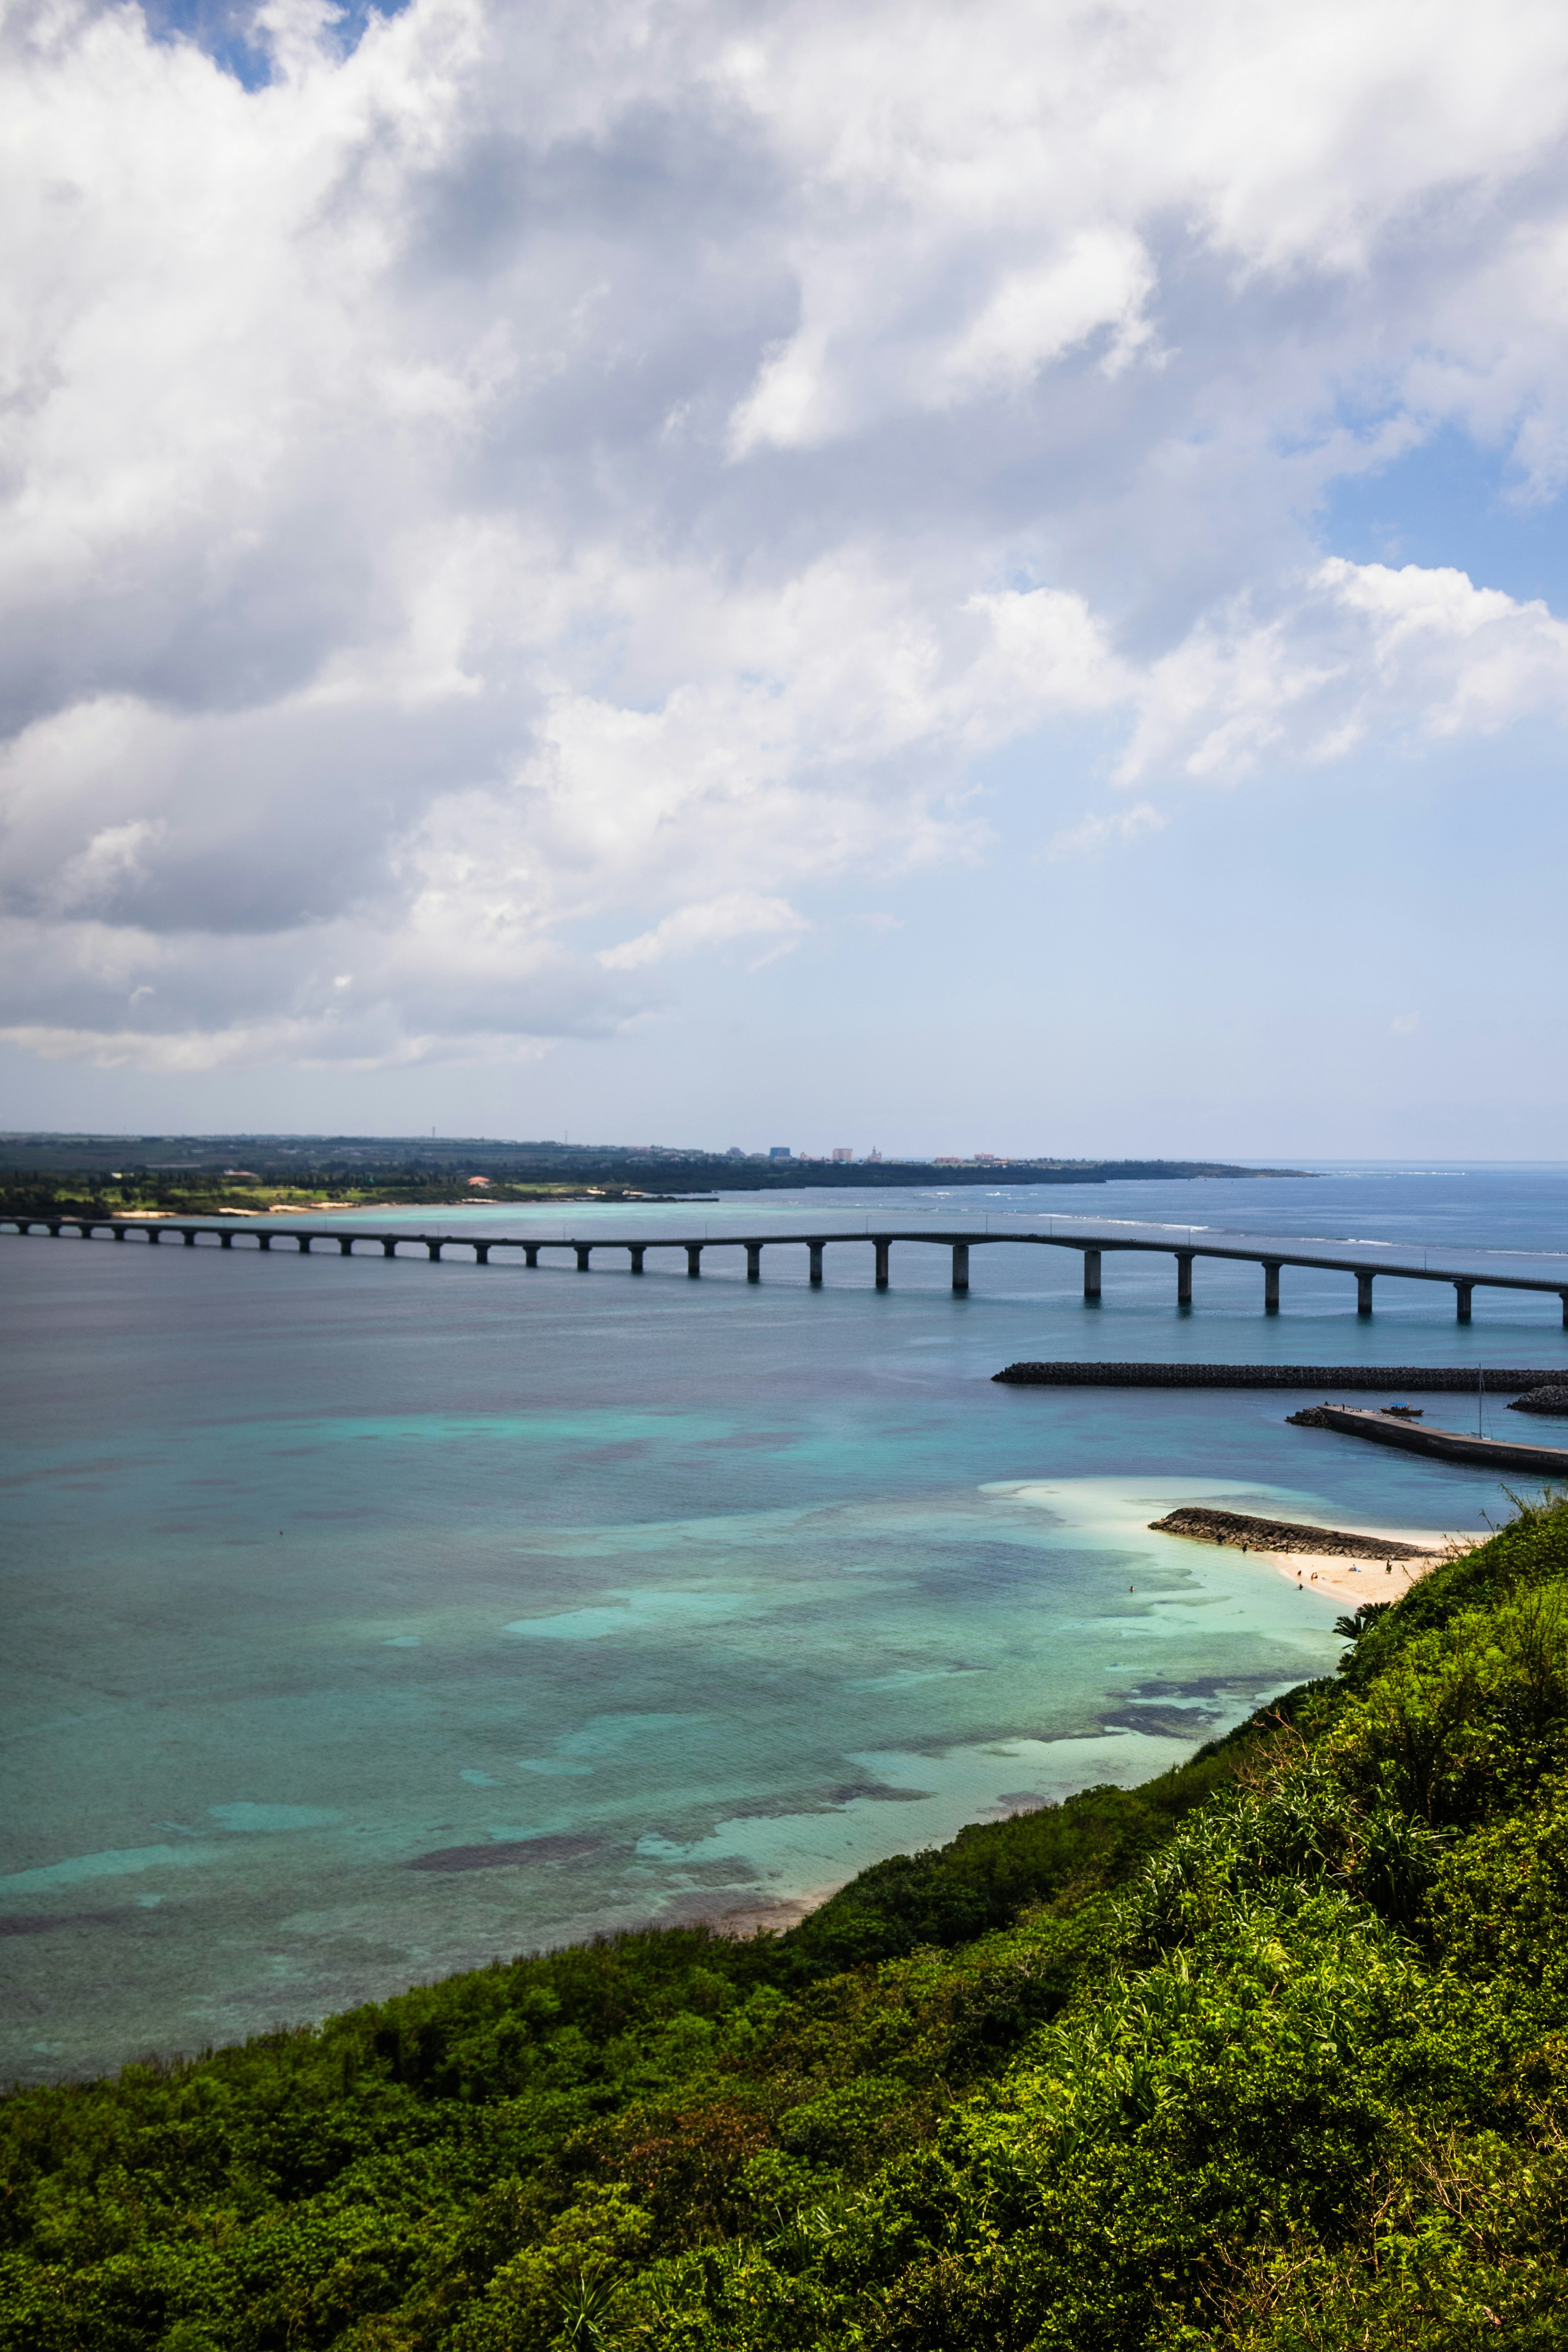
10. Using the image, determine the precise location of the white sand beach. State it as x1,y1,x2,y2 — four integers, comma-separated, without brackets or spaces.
1259,1528,1477,1606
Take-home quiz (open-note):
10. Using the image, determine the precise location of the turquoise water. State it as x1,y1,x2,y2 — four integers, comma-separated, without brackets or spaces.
3,1165,1566,2082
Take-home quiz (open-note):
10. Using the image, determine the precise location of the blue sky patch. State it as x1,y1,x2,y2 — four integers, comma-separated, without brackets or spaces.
140,0,409,89
1321,425,1568,613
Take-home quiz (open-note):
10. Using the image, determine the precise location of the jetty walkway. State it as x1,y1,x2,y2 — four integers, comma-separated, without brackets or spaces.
3,1215,1567,1322
993,1362,1568,1390
1285,1403,1568,1477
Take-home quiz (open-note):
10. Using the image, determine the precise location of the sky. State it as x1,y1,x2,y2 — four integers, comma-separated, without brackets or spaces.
2,0,1566,1159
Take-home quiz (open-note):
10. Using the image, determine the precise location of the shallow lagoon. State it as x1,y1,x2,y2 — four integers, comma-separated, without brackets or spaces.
3,1165,1565,2081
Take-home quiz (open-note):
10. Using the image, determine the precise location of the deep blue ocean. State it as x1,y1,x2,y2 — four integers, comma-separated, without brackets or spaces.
3,1163,1566,2084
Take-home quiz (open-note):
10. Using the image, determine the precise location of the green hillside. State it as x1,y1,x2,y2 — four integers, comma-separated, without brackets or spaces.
5,1492,1568,2350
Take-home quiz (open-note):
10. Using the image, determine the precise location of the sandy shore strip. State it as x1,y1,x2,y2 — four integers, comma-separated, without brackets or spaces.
1148,1504,1481,1605
704,1884,844,1938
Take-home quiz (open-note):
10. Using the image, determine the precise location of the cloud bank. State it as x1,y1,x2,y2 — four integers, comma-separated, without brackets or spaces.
4,0,1568,1069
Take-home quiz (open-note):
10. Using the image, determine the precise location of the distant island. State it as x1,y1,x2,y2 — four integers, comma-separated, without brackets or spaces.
0,1132,1307,1221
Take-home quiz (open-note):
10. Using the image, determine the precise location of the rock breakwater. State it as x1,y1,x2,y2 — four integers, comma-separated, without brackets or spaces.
1147,1506,1436,1560
1510,1386,1568,1416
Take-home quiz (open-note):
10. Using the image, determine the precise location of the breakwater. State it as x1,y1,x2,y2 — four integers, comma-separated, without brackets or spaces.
1147,1506,1436,1560
1286,1404,1568,1476
1512,1386,1568,1415
993,1361,1567,1390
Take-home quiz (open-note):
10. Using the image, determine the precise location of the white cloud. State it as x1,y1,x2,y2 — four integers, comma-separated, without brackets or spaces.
45,818,165,918
1325,558,1568,735
0,1015,558,1072
4,0,1568,1069
936,234,1159,401
597,892,808,970
1046,802,1167,861
1116,559,1568,783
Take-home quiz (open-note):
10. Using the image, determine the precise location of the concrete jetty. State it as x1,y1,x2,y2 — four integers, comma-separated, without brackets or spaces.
2,1217,1566,1323
993,1362,1568,1390
1286,1403,1568,1476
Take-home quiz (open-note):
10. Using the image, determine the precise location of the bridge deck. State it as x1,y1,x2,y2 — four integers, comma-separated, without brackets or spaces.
4,1217,1566,1319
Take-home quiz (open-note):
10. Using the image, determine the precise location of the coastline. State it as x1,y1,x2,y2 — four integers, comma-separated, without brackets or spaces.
708,1883,843,1938
1260,1530,1468,1605
686,1515,1450,1937
1163,1519,1476,1606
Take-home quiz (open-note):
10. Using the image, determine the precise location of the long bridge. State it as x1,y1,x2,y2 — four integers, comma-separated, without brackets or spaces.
3,1214,1566,1321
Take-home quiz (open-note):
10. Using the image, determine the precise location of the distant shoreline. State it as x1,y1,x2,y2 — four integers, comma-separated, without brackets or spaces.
0,1140,1312,1219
